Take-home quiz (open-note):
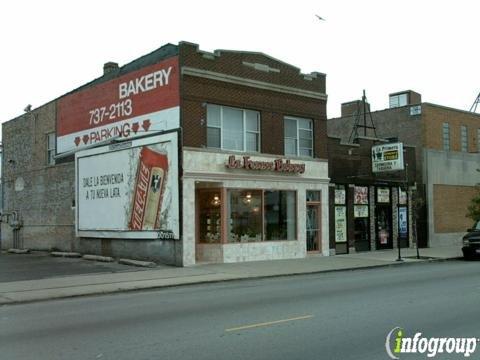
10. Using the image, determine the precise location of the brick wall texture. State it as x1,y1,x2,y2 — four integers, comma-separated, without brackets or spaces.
422,104,480,152
433,184,477,233
2,102,76,251
180,42,328,159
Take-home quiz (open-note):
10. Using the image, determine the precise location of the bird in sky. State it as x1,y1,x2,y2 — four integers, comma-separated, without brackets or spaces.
315,14,325,21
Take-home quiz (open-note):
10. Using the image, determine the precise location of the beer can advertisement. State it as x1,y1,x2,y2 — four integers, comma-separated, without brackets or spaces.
75,132,179,239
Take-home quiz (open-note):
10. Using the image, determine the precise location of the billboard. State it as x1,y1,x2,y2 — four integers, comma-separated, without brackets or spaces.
75,132,179,239
58,56,179,154
371,142,404,172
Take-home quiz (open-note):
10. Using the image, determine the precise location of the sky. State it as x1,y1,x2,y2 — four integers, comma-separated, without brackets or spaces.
1,0,480,130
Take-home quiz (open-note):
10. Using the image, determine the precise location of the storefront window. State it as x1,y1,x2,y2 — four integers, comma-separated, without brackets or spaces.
225,189,297,243
198,191,222,243
264,191,296,240
307,190,322,202
228,190,263,242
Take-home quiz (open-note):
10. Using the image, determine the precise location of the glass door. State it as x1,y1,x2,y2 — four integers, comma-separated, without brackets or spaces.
306,205,321,252
375,205,393,249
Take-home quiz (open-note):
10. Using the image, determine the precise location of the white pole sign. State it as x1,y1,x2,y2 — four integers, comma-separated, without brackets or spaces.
371,142,405,173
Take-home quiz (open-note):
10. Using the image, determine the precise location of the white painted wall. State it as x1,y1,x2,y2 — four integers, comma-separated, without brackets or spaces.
182,148,330,265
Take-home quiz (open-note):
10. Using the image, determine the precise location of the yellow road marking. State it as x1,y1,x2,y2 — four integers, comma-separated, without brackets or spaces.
225,315,314,332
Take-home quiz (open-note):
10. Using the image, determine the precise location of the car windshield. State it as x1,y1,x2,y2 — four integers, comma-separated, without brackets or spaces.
474,221,480,230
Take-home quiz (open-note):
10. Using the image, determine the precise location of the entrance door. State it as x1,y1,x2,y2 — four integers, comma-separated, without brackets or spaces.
306,205,321,252
375,205,393,249
354,218,370,252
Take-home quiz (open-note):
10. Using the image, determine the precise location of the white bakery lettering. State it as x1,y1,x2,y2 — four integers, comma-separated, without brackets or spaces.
119,66,172,99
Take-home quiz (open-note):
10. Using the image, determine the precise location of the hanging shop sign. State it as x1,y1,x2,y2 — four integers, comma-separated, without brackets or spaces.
225,155,305,174
335,206,347,243
371,142,404,172
354,186,369,204
57,56,180,154
75,132,179,239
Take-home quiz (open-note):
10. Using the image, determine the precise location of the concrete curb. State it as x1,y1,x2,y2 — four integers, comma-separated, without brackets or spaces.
118,258,156,268
82,255,115,263
50,252,82,258
7,249,30,254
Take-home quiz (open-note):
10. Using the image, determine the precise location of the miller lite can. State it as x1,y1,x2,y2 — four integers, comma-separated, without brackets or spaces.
129,146,168,230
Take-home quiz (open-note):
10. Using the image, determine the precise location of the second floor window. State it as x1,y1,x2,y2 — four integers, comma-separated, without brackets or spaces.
389,93,408,108
284,116,313,157
442,122,450,151
461,125,468,152
207,104,260,152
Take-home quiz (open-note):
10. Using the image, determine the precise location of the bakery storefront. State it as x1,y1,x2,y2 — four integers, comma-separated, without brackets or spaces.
182,148,330,265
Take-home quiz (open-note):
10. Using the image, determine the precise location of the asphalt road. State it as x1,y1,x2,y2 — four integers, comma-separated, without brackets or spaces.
0,252,150,282
1,260,479,360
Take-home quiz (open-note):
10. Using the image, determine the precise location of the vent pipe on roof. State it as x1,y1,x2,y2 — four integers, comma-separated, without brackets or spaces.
103,62,119,75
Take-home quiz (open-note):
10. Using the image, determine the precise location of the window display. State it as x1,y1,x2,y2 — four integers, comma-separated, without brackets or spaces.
221,189,298,243
265,191,296,240
228,190,263,242
198,191,222,243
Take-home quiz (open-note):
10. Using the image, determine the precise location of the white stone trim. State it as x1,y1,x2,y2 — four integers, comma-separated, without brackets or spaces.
242,61,280,73
182,67,327,100
183,172,330,184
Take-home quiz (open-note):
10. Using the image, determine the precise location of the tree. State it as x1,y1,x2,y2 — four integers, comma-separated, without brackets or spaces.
467,185,480,222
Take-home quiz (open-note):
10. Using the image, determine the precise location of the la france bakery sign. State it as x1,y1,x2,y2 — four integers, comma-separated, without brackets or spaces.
225,155,305,174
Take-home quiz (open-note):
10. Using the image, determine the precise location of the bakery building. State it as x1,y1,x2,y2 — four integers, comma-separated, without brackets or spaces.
1,42,329,266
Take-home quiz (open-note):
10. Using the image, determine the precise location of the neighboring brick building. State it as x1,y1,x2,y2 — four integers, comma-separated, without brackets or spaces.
2,42,329,265
328,90,480,247
327,136,417,254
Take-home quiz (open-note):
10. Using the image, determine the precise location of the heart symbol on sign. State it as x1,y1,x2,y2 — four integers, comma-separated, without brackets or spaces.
74,137,80,146
132,123,139,134
142,119,151,132
82,135,89,144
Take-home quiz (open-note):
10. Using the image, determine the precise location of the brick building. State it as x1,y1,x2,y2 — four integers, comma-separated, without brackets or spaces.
1,42,329,265
327,136,417,254
328,90,480,247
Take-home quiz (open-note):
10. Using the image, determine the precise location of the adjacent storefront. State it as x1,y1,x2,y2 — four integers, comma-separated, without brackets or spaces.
328,137,415,255
331,184,411,254
182,149,329,265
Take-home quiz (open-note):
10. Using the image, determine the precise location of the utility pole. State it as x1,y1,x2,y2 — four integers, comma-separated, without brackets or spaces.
397,162,408,262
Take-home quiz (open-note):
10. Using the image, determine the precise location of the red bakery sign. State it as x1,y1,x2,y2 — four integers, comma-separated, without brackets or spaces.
57,56,179,154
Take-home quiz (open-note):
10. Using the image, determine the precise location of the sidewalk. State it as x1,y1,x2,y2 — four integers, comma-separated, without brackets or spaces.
0,245,462,305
